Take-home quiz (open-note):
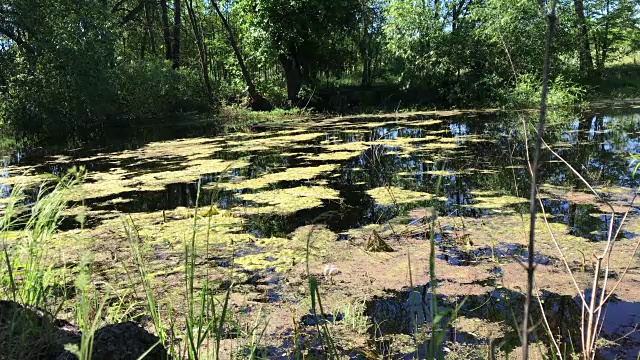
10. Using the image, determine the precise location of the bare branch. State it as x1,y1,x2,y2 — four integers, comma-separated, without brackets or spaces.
522,1,558,358
0,25,34,54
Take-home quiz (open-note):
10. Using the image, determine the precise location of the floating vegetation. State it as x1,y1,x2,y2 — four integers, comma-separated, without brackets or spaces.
2,107,639,360
418,142,458,150
69,158,250,201
470,190,500,196
467,194,529,209
425,169,458,176
232,236,305,272
365,136,440,152
225,132,326,152
215,164,337,190
401,119,443,126
300,151,363,162
291,224,338,244
324,141,370,152
439,135,494,143
0,166,55,186
453,316,505,339
234,186,340,215
78,137,224,163
366,187,433,205
467,168,499,174
539,184,636,213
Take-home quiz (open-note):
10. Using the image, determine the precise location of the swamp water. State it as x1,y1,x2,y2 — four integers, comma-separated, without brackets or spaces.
1,107,639,359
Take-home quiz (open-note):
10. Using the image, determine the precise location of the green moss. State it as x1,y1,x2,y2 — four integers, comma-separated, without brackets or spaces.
424,169,458,176
225,132,326,152
291,224,337,245
234,186,341,215
467,194,529,209
366,135,440,151
366,187,433,205
401,119,443,126
324,142,370,152
301,151,363,161
0,166,54,186
68,158,249,201
233,225,338,272
215,164,337,190
418,142,458,150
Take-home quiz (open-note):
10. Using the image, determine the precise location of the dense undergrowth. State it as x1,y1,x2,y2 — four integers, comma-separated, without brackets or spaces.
2,0,639,142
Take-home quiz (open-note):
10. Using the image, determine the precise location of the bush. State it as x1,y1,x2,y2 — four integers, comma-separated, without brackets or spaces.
505,73,584,108
113,59,210,117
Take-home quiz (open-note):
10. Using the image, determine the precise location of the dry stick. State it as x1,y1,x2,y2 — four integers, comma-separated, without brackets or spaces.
595,195,638,309
534,284,563,358
596,195,636,307
585,256,602,358
540,139,610,208
537,199,588,307
538,143,639,358
522,1,558,358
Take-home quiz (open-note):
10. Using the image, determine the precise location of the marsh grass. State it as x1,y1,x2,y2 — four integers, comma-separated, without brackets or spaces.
0,167,97,358
123,181,238,360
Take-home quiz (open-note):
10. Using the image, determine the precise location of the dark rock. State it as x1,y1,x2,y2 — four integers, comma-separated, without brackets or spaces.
0,300,81,359
1,301,168,360
300,312,344,326
91,322,168,360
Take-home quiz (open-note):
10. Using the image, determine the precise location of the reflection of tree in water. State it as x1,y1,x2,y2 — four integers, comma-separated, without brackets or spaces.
365,285,639,358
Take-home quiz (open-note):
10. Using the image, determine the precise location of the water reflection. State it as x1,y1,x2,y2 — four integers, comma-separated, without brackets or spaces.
1,107,639,358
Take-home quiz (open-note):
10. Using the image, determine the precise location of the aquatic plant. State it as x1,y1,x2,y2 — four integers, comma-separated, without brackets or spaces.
214,164,337,190
235,186,340,215
366,186,433,206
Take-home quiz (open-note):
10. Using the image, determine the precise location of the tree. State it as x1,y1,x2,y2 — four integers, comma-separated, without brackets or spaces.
237,0,360,104
172,0,181,69
358,0,385,87
575,0,594,78
160,0,173,60
185,0,214,105
212,0,272,110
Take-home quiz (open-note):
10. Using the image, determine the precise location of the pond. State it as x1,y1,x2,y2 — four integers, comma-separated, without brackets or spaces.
1,106,639,359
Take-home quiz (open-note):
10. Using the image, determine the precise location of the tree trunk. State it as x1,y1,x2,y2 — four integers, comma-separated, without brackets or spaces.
145,0,156,55
141,30,147,58
598,0,610,75
574,0,593,78
360,0,371,87
212,1,272,111
172,0,181,69
278,53,303,105
185,0,214,106
160,0,172,60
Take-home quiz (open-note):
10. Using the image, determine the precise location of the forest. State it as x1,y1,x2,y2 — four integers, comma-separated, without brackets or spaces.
1,0,639,138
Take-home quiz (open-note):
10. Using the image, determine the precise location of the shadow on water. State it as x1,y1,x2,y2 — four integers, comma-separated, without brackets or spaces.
365,284,640,359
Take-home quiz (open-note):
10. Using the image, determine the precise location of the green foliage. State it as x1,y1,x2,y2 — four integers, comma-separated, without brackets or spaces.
114,59,210,116
0,0,116,135
506,74,585,108
631,153,640,176
1,0,639,137
0,168,85,358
